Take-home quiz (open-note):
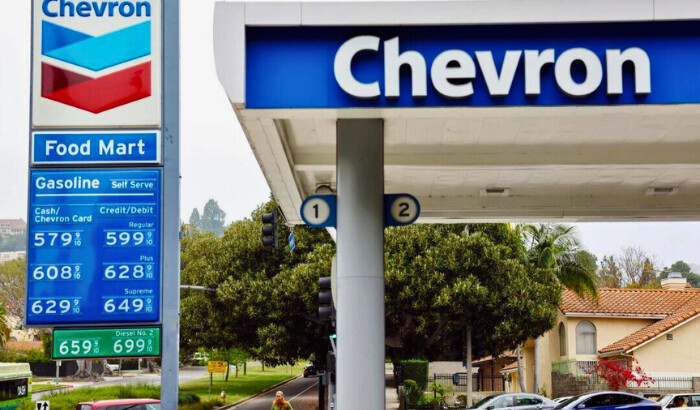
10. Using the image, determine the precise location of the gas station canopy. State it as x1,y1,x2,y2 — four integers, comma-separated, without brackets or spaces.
214,0,700,224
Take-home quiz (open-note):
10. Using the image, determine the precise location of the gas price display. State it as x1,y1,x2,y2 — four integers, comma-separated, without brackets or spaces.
52,327,161,359
26,169,162,326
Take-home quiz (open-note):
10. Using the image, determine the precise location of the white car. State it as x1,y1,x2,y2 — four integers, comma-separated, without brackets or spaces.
658,394,700,409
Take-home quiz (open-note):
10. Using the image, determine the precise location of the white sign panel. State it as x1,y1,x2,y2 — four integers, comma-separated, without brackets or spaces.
32,0,162,128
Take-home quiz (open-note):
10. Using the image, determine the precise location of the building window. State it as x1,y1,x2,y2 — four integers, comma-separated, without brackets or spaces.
576,321,597,354
559,323,567,356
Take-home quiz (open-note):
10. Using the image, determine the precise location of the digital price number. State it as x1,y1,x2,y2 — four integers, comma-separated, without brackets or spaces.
103,297,154,314
30,264,82,281
104,229,155,247
30,298,81,315
53,327,161,359
103,263,155,280
57,339,100,356
32,231,82,248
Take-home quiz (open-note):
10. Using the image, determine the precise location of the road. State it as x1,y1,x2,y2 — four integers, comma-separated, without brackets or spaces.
232,376,319,410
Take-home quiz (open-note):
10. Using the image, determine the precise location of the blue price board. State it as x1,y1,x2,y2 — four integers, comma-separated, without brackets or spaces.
32,132,161,165
26,169,162,326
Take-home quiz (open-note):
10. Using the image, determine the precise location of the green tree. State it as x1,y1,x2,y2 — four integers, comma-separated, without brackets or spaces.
0,258,26,319
0,306,11,344
520,224,597,392
660,260,700,288
0,233,26,252
180,200,334,366
597,255,622,288
189,208,203,231
201,199,227,236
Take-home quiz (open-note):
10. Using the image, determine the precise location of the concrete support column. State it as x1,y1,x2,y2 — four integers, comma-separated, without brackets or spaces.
336,119,385,410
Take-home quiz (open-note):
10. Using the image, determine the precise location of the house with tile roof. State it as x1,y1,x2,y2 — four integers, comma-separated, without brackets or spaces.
495,276,700,396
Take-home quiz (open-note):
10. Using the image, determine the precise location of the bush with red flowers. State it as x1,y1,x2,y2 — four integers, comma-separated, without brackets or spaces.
594,357,654,391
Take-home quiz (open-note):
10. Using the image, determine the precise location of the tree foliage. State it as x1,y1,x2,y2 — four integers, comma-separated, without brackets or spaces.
201,199,227,236
0,306,10,344
660,260,700,288
521,224,597,299
0,233,26,252
188,208,203,231
0,258,26,318
181,204,563,366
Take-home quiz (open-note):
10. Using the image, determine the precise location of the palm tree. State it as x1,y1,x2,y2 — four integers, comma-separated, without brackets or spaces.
519,224,598,394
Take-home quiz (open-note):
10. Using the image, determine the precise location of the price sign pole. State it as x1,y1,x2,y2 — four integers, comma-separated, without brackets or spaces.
28,0,178,406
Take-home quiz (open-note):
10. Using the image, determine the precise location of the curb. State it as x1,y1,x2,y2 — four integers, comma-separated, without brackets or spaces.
217,375,302,410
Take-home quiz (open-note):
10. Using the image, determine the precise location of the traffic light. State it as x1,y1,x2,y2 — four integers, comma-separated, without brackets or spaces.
261,211,278,249
318,276,335,324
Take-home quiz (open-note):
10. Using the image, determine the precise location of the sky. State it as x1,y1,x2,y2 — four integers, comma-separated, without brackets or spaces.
1,0,699,269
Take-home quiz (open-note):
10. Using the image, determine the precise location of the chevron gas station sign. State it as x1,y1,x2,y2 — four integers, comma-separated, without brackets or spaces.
32,0,161,127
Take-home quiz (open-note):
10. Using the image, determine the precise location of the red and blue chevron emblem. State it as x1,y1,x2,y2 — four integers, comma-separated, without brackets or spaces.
41,20,151,113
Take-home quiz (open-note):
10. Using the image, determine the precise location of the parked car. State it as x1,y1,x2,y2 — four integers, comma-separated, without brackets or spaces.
303,364,319,378
470,393,557,410
76,399,160,410
555,397,573,404
658,394,700,409
554,392,661,410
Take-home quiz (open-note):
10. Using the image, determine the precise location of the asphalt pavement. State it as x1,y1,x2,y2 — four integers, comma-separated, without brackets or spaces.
231,376,319,410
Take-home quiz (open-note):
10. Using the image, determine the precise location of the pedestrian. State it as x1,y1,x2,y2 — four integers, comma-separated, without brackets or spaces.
271,390,293,410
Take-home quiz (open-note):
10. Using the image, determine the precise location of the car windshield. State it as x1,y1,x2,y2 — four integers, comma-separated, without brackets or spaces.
658,396,673,407
555,396,580,409
470,394,502,409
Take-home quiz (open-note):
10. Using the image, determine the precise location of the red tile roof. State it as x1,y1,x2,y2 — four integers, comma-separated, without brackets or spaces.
473,350,517,365
600,295,700,354
561,288,700,316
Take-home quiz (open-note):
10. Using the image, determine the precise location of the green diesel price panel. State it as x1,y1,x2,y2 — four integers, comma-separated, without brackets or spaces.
53,327,161,360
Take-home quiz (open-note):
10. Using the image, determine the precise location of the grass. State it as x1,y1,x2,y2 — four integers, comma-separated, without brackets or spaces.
23,362,307,410
31,383,70,393
180,362,308,405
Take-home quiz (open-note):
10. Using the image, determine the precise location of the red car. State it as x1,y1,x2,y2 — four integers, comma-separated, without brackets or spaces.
76,399,161,410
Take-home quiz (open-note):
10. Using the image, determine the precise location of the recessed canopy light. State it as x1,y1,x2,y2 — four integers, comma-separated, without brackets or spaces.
480,188,511,197
645,187,678,196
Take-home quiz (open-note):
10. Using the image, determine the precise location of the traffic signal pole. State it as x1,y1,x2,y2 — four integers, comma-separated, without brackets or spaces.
336,119,385,410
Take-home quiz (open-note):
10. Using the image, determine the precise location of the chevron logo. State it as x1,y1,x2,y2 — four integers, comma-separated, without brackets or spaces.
40,20,151,113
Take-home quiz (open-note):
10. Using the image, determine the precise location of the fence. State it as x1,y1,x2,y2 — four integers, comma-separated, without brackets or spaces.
629,377,693,391
552,360,598,379
431,373,506,393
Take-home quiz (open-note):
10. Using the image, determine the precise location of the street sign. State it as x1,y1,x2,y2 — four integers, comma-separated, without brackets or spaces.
52,327,161,359
300,194,420,227
36,401,49,410
300,195,337,228
288,232,296,252
385,194,421,226
32,131,162,166
26,169,162,326
207,361,227,374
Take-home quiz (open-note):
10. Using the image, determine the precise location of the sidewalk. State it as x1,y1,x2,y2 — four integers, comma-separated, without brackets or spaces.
386,363,400,409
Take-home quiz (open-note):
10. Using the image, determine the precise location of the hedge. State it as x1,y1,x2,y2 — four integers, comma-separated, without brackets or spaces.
400,359,429,390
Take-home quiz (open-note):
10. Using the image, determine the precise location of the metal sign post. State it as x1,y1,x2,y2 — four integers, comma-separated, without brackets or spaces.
28,0,179,406
160,0,181,408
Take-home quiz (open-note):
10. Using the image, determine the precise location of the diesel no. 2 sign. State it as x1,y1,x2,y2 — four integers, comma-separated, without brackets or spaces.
26,169,162,326
53,327,161,359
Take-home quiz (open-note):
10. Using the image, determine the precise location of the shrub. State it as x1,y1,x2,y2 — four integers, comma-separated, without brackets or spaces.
456,395,468,406
178,392,201,405
400,359,429,390
429,380,453,402
404,379,423,405
595,357,654,391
